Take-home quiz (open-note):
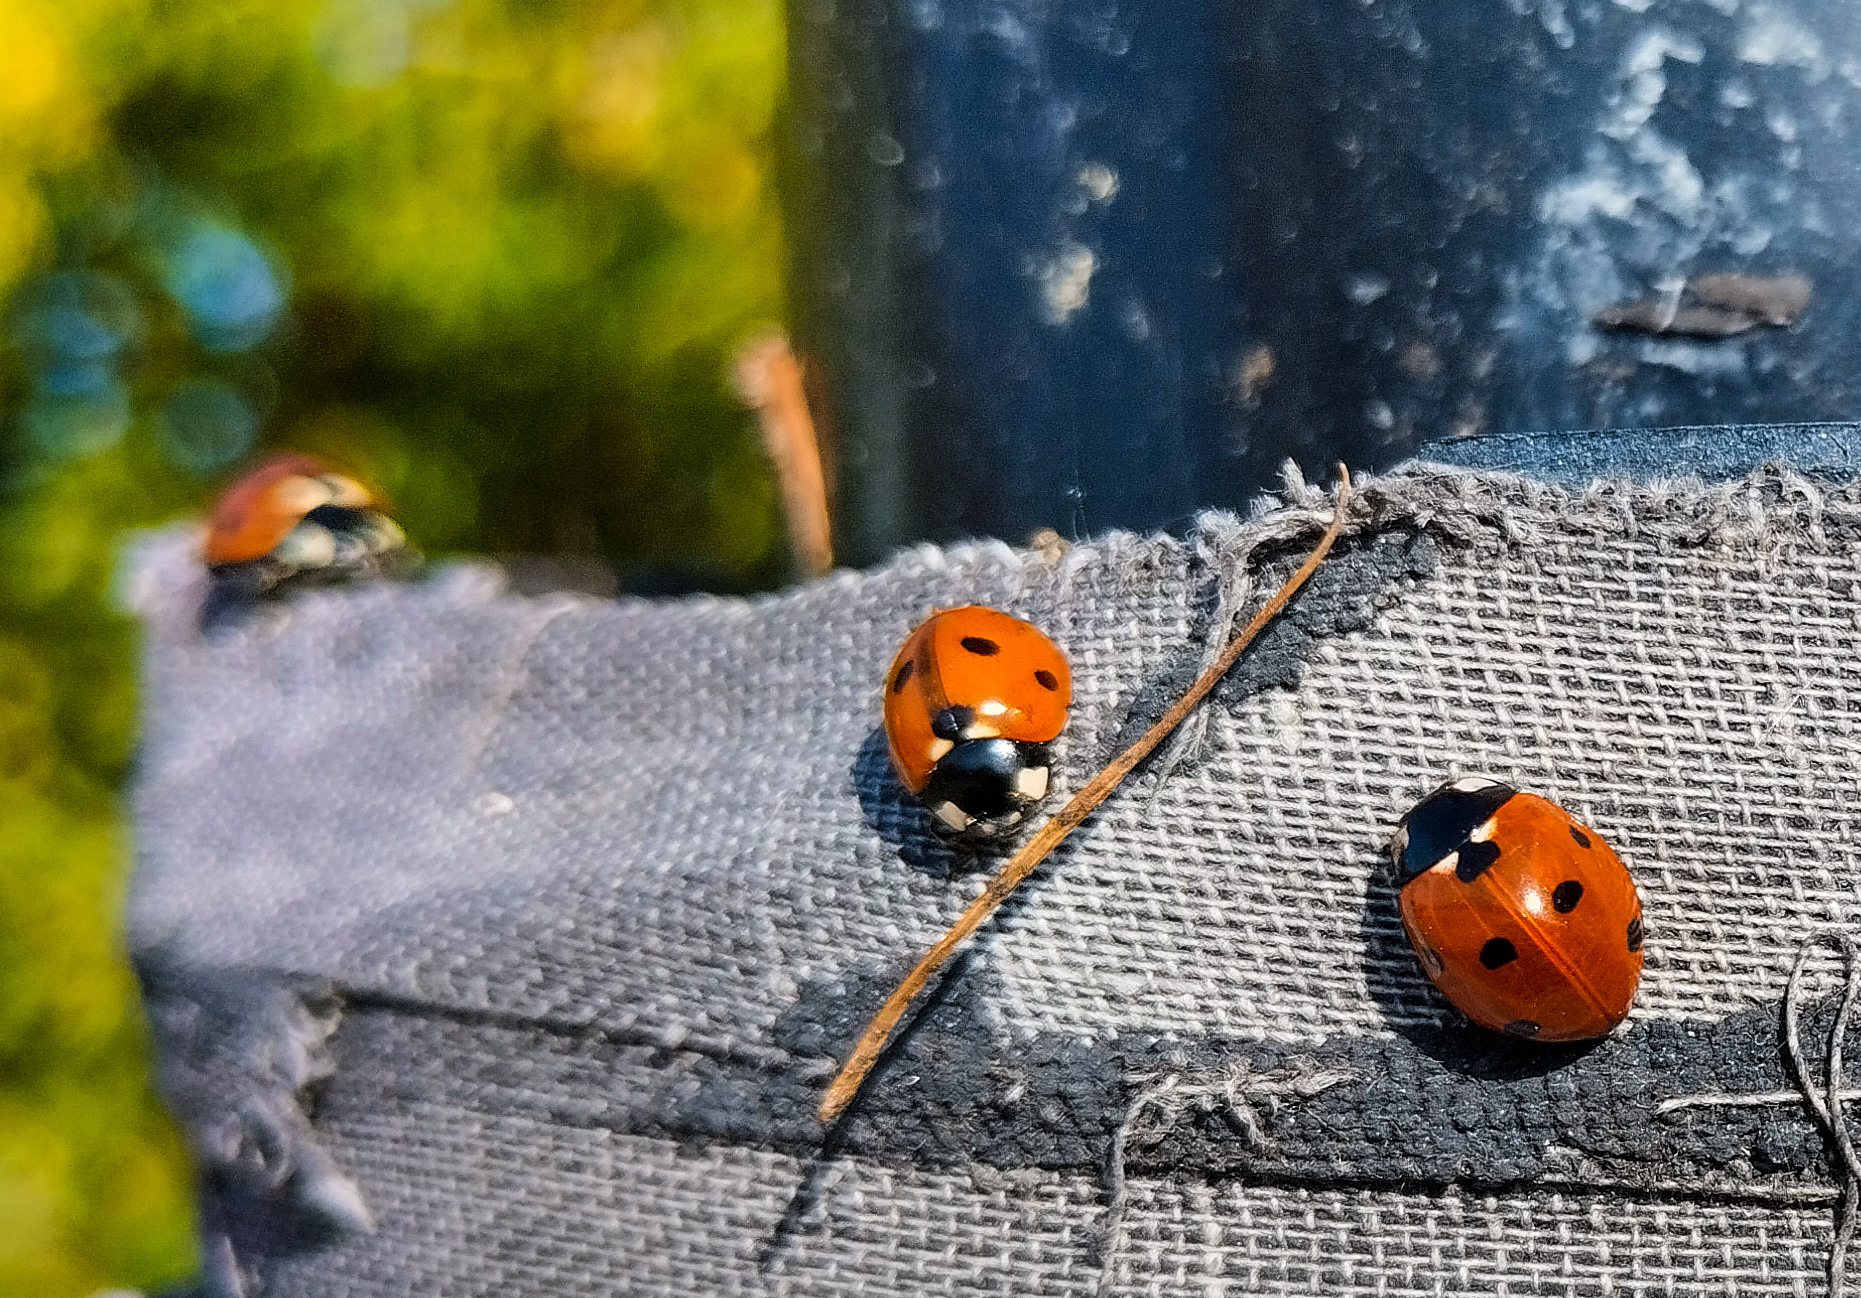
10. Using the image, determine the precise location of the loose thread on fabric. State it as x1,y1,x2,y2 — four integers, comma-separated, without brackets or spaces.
1095,1059,1357,1298
1142,524,1251,815
1658,933,1861,1297
1142,462,1335,812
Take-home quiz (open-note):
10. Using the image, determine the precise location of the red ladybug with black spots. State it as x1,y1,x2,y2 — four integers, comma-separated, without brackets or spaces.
204,454,409,596
883,606,1071,839
1389,777,1644,1042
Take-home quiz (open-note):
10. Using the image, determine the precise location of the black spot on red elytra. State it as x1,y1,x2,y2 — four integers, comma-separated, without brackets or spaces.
1569,826,1591,849
1479,937,1518,969
1455,840,1501,883
1034,668,1059,691
1627,916,1644,952
1504,1019,1541,1039
892,659,915,693
960,636,1000,655
1552,880,1583,913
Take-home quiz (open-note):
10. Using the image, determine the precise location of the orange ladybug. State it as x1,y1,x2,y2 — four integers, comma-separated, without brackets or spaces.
1390,777,1644,1042
882,606,1071,838
204,454,408,594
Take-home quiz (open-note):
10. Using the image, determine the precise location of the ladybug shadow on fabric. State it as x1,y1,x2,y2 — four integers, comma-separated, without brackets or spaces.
1355,865,1605,1082
850,727,1015,878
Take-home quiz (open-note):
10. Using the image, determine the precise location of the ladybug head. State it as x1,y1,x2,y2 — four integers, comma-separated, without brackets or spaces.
920,738,1051,839
1389,776,1516,884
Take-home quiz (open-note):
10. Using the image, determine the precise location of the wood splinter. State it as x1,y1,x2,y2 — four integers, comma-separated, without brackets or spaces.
818,465,1357,1124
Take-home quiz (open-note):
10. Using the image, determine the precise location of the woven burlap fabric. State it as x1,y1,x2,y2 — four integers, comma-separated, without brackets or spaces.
129,463,1861,1296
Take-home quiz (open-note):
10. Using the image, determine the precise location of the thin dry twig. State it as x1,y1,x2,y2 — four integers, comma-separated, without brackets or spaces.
817,466,1356,1122
735,333,834,577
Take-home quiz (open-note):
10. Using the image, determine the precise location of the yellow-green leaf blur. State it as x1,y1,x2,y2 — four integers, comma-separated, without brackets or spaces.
0,0,786,1290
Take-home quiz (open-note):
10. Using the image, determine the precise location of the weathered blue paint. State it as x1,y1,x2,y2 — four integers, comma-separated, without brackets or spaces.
789,0,1861,560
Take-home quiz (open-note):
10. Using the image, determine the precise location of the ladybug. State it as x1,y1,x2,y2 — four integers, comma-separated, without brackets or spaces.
1389,777,1644,1042
204,454,409,596
882,606,1071,838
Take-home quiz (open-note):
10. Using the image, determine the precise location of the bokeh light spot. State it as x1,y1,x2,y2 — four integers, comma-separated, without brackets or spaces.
157,224,286,353
157,379,258,477
21,383,131,461
10,271,140,372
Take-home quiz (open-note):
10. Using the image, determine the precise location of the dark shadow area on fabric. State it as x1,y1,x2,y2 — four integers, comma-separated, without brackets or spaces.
1100,530,1439,775
758,950,982,1275
301,960,1851,1205
199,1170,355,1296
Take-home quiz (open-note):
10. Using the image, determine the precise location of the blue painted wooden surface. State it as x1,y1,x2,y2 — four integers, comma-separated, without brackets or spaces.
789,0,1861,560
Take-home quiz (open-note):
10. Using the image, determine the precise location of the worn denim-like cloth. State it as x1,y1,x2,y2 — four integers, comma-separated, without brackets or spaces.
131,431,1861,1297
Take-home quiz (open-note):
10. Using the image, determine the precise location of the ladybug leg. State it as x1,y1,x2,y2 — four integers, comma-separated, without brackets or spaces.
274,519,339,572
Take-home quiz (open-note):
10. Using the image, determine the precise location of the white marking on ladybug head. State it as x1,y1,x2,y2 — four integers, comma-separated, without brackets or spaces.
927,738,954,763
1013,766,1049,801
1388,823,1410,866
1430,849,1461,875
321,474,373,508
367,515,405,552
934,801,975,832
1469,818,1497,843
276,521,337,569
978,699,1009,717
961,722,1000,740
1450,775,1503,793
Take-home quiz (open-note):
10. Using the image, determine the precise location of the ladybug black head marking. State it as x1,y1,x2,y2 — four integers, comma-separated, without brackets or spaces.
931,705,976,741
921,739,1051,839
1391,778,1516,884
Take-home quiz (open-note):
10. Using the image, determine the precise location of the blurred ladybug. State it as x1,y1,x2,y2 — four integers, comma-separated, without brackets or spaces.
1390,777,1644,1043
204,454,409,597
883,606,1071,839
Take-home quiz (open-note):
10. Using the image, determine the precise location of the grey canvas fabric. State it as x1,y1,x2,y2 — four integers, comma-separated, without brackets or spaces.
129,463,1861,1296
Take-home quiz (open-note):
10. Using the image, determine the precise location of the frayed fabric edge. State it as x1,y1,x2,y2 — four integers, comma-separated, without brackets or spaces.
137,950,371,1298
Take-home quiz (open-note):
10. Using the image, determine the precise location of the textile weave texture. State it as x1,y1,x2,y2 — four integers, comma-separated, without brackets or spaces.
129,464,1861,1296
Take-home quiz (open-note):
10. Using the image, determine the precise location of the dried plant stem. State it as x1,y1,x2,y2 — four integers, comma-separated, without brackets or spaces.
817,466,1356,1123
735,333,834,578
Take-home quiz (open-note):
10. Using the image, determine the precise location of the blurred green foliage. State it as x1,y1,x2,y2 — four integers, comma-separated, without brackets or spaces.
0,0,786,1291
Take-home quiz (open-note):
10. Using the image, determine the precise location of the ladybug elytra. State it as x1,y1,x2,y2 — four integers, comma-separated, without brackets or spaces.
882,606,1071,839
1390,777,1644,1042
